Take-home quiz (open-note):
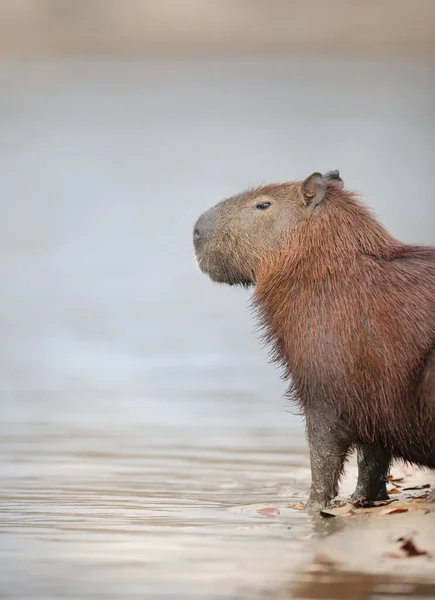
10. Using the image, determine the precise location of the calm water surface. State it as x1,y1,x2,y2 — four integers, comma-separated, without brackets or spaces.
1,393,313,599
0,57,434,599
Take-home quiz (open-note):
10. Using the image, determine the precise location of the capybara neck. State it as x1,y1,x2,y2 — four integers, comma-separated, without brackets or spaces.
254,188,408,330
257,188,400,291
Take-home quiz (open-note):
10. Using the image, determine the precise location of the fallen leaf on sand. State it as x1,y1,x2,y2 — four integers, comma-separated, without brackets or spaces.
388,475,404,483
384,537,430,558
414,492,431,500
320,510,337,519
400,538,429,557
320,506,356,518
403,484,431,491
257,507,280,517
388,488,401,494
289,501,305,511
379,507,409,516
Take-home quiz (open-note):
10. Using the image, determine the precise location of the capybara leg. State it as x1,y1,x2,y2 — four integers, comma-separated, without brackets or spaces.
305,417,353,511
349,444,391,503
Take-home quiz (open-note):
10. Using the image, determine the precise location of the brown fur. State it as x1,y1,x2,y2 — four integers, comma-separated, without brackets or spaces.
193,172,435,506
254,187,435,465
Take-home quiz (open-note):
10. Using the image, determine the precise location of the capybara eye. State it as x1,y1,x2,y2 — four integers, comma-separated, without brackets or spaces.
255,201,271,211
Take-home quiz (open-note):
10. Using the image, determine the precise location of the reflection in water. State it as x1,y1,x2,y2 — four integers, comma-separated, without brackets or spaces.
0,57,434,598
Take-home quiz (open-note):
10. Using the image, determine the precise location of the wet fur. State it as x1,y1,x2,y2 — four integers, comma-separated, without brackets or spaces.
254,186,435,468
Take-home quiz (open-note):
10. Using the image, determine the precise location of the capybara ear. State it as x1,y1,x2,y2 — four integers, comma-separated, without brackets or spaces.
323,169,344,189
301,172,325,210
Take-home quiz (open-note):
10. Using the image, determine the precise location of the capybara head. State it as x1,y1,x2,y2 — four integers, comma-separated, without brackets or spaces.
193,170,343,286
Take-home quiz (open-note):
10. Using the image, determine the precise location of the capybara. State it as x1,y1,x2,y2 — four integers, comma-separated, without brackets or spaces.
193,170,435,509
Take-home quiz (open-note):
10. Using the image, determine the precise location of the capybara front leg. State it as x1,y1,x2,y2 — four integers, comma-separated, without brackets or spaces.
350,444,391,503
305,417,353,511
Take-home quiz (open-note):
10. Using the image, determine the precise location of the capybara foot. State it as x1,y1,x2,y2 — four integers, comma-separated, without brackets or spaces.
305,494,337,513
349,487,389,505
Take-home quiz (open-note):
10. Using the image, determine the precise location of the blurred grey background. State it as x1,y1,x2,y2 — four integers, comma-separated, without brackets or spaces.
0,0,434,396
1,55,435,395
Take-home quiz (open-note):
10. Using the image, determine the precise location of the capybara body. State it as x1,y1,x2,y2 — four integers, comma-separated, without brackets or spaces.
193,171,435,509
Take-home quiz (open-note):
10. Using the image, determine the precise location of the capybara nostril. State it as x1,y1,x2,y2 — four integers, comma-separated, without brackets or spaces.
192,221,204,249
193,211,215,249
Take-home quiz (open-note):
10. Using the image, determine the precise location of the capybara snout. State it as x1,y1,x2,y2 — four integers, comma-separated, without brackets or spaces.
193,173,340,286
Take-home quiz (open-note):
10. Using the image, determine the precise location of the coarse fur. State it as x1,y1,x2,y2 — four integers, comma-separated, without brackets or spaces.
193,171,435,509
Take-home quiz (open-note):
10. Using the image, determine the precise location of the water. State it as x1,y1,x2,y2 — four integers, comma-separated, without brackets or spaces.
0,57,434,599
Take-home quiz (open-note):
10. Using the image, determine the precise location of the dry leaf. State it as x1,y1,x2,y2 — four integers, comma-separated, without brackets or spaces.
257,507,280,517
379,507,409,516
320,506,356,518
289,501,305,511
388,475,404,483
388,488,401,494
400,538,429,557
414,492,431,500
